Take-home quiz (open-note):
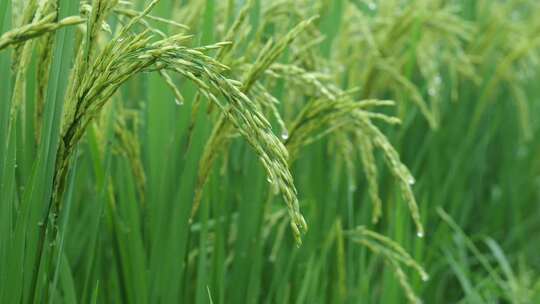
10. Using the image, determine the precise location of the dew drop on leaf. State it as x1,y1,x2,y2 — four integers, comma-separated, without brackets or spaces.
281,129,289,140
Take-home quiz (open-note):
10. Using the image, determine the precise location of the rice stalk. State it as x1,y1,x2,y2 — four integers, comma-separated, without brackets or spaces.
284,93,423,235
0,14,84,51
34,0,61,144
113,102,147,205
347,226,428,303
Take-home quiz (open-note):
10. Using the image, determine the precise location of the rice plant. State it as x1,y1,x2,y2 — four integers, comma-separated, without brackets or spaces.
1,0,539,303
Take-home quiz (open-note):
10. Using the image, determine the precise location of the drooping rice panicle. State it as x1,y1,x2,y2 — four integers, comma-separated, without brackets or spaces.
191,16,317,243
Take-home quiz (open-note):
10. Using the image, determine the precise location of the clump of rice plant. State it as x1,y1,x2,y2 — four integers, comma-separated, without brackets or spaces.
1,0,539,303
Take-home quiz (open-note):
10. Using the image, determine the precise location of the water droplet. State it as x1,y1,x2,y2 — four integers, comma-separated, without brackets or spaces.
421,273,430,282
408,176,416,185
281,129,289,140
175,98,184,106
416,231,424,238
266,177,280,195
428,87,437,97
367,1,377,11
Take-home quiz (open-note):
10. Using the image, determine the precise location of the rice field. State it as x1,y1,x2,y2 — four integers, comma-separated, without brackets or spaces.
1,0,539,303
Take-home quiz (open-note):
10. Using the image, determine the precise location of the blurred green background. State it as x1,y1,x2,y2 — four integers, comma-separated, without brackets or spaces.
1,0,539,303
